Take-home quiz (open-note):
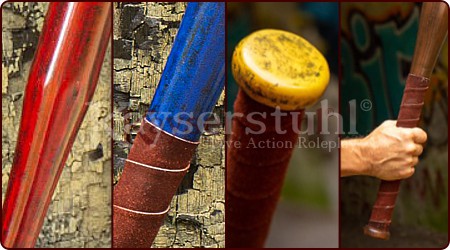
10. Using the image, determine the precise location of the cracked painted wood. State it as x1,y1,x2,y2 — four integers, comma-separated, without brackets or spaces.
1,3,111,247
112,2,225,248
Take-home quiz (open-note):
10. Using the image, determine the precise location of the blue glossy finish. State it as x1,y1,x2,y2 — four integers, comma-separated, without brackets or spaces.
146,2,225,142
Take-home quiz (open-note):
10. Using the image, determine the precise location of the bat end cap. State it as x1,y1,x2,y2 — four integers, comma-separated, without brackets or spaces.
231,29,329,110
363,224,390,240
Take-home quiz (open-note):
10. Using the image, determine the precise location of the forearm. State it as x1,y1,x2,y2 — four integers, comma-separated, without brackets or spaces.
340,138,372,177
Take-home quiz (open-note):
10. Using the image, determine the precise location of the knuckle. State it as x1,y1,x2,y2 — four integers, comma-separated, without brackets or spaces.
405,157,414,166
414,128,427,143
421,131,428,142
417,145,423,155
405,168,415,178
399,128,411,139
405,143,416,153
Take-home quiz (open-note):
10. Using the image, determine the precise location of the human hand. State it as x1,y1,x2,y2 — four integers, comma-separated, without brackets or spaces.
360,120,427,180
341,120,427,180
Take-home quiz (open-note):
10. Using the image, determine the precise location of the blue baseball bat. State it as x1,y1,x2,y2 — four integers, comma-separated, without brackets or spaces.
113,2,225,247
147,2,225,142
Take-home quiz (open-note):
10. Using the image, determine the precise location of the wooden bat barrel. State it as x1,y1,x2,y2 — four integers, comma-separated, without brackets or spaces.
226,29,330,247
364,2,448,240
1,2,111,248
112,2,225,247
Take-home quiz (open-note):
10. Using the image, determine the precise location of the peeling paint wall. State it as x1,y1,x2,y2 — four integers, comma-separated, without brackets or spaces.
2,3,112,247
112,2,225,248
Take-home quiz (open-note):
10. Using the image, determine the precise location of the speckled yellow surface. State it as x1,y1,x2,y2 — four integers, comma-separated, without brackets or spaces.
232,29,329,110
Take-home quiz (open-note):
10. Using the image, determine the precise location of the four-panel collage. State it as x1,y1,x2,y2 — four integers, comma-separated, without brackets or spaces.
1,1,448,249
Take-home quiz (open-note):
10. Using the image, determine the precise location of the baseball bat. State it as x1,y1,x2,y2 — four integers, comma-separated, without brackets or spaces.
226,29,330,247
112,2,225,248
1,2,111,248
364,2,448,240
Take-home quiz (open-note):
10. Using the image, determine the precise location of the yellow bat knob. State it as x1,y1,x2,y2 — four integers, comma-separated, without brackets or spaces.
232,29,330,110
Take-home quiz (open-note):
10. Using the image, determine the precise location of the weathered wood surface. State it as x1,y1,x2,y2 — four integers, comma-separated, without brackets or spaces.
113,2,225,248
2,3,111,247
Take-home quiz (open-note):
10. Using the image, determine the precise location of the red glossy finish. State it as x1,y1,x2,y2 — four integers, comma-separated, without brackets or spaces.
1,2,111,248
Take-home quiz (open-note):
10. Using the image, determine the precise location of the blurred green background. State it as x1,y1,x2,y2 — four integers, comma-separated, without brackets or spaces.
227,2,339,247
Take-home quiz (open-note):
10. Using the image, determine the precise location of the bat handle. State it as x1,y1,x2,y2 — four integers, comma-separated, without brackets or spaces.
364,74,429,239
227,90,303,247
364,180,400,239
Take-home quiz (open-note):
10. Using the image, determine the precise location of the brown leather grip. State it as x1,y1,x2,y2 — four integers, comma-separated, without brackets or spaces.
364,74,430,239
226,90,303,247
113,119,198,248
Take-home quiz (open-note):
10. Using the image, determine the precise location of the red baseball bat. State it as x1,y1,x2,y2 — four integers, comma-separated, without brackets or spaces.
364,2,448,240
1,2,111,247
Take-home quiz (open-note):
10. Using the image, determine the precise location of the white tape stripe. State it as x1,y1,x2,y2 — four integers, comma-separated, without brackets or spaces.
114,204,170,215
126,159,190,173
143,118,200,145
